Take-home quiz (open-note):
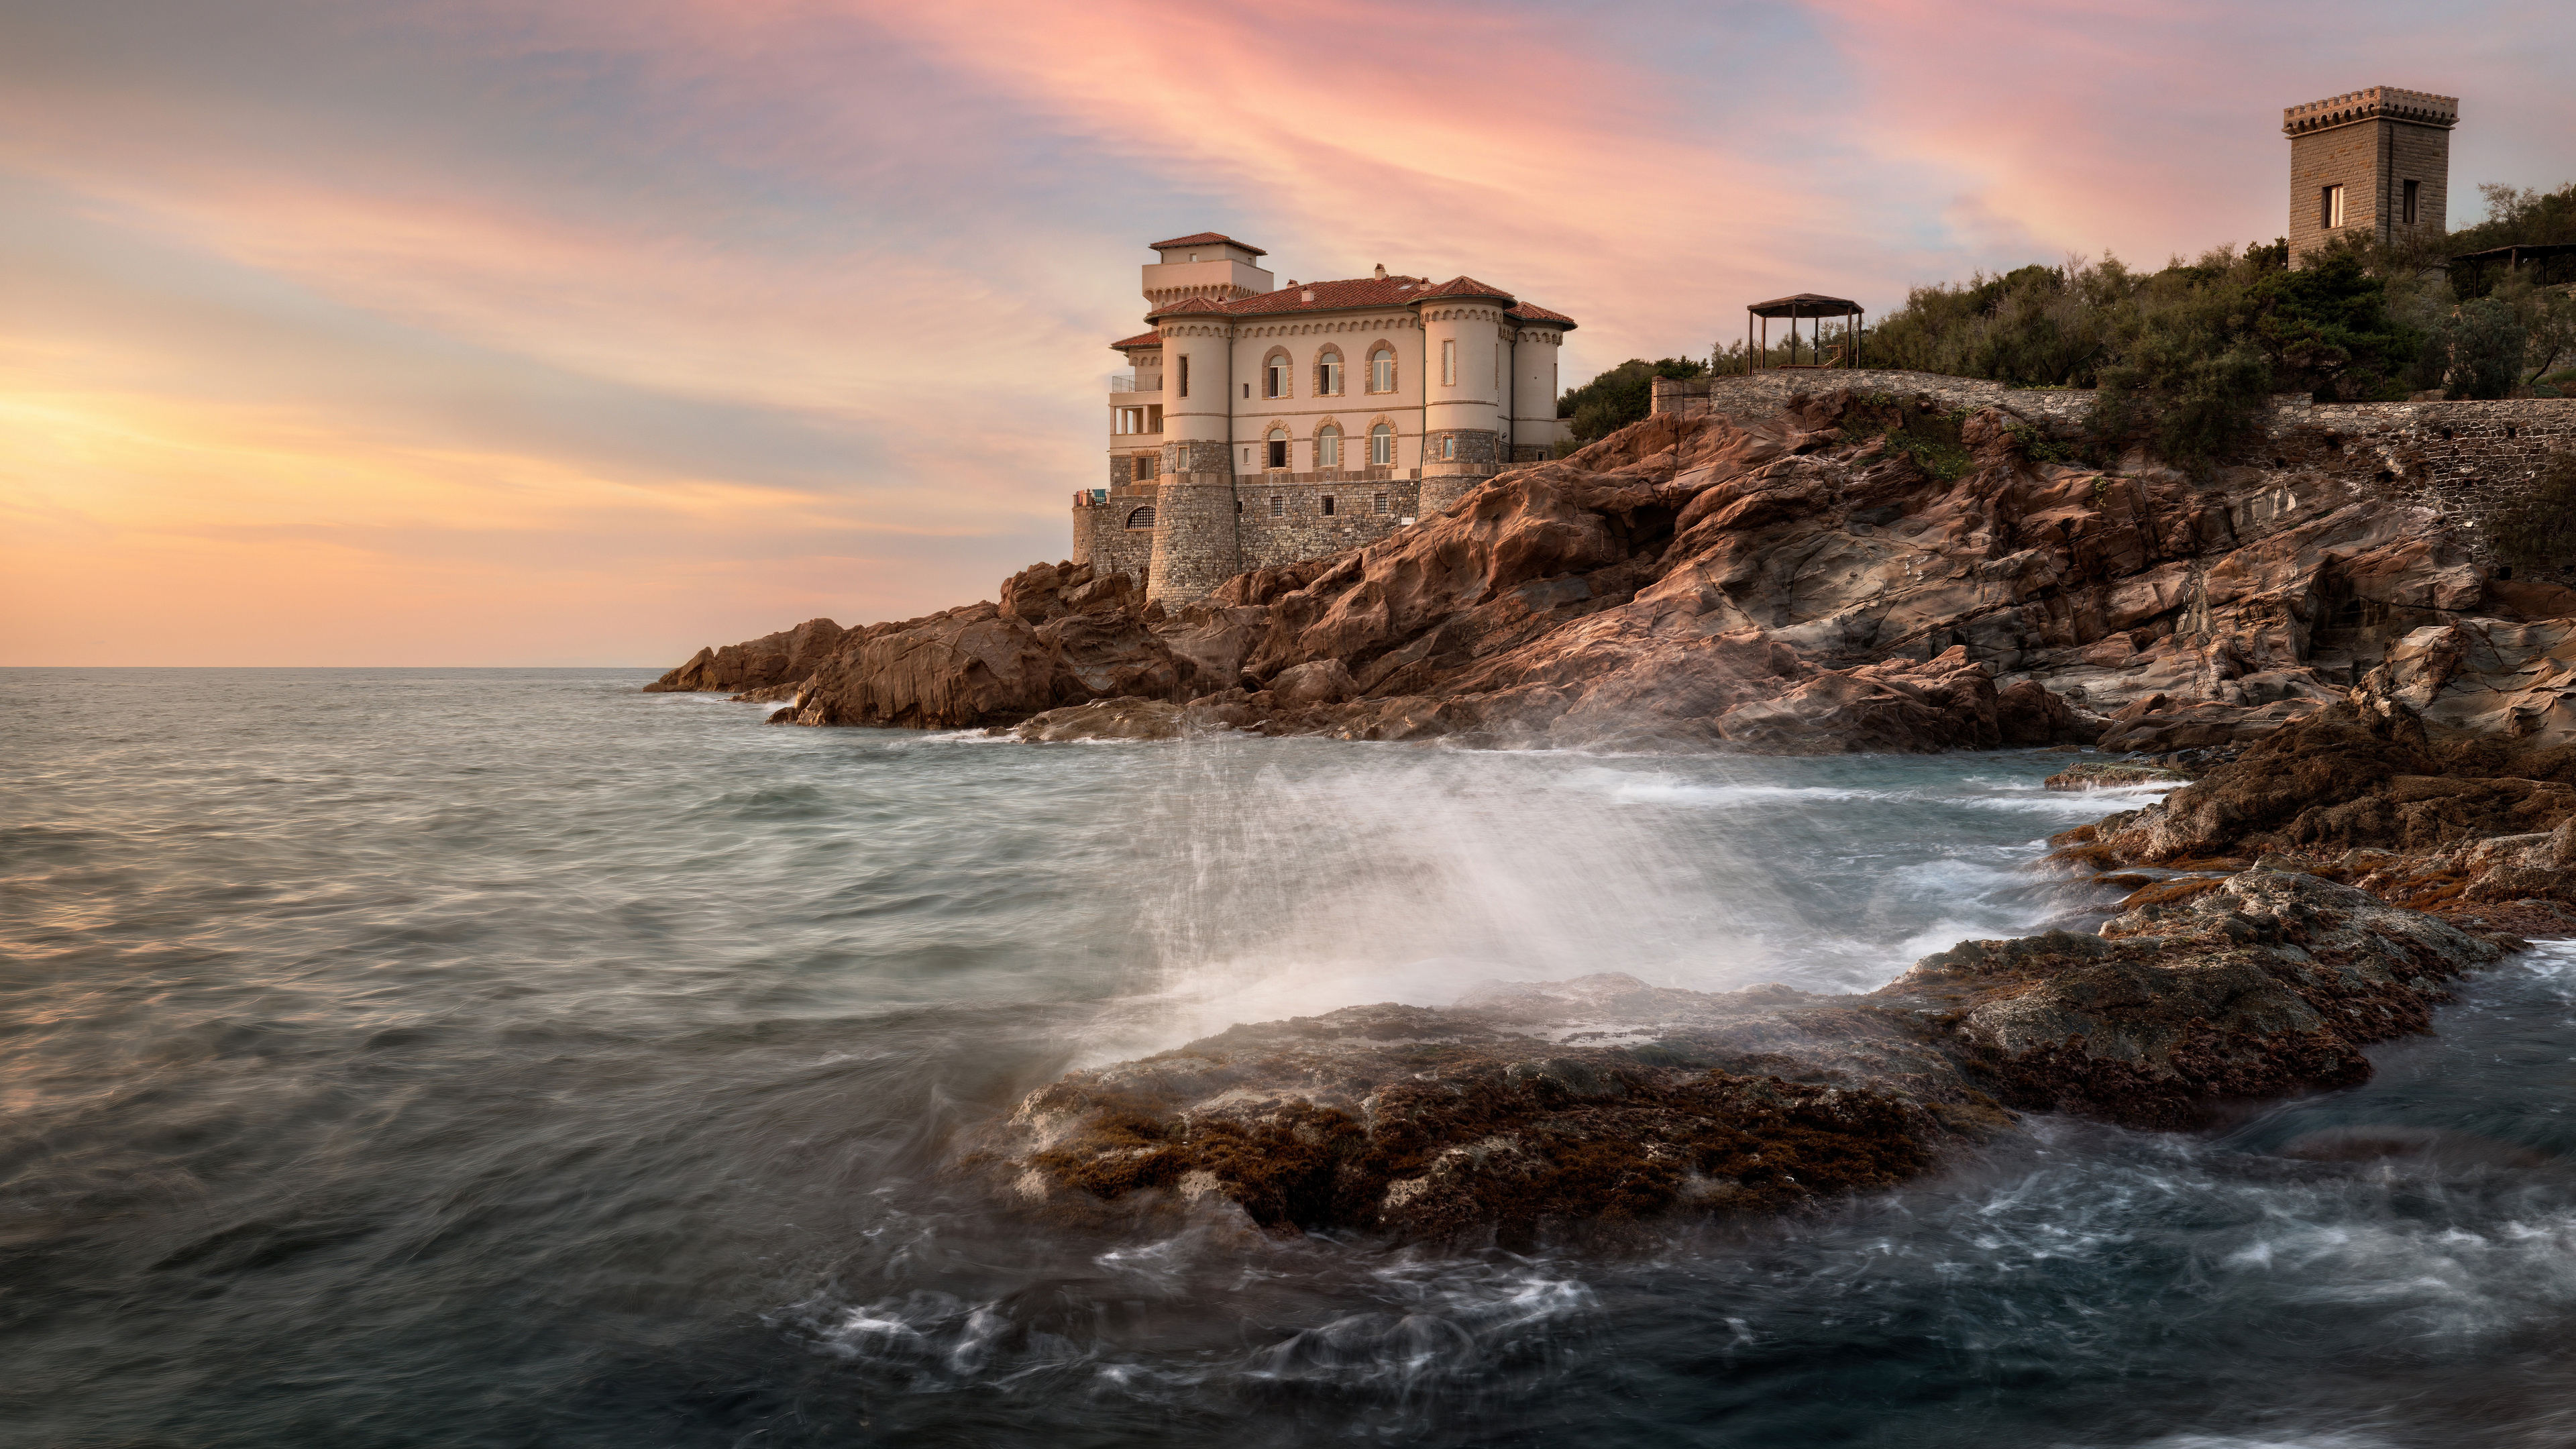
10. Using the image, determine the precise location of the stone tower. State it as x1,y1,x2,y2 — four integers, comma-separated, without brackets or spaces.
2283,86,2457,263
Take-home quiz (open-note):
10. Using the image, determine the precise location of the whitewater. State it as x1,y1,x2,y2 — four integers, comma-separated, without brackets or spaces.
9,667,2576,1447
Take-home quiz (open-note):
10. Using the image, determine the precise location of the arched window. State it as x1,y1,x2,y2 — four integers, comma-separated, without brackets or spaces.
1316,349,1344,396
1369,347,1395,393
1266,354,1293,399
1316,424,1341,468
1126,505,1157,529
1267,427,1289,470
1369,423,1393,467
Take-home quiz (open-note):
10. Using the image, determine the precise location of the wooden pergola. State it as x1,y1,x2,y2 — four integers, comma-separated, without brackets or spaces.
1748,293,1864,370
2451,241,2576,292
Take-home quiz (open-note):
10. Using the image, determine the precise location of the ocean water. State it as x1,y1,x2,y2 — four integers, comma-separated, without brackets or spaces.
8,667,2576,1447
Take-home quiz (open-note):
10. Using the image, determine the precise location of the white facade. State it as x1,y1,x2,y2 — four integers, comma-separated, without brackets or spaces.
1105,232,1573,487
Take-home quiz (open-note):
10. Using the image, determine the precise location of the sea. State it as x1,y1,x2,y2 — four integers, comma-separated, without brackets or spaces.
9,667,2576,1448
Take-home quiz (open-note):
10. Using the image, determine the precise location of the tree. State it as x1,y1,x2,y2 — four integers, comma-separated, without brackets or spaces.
1557,358,1707,443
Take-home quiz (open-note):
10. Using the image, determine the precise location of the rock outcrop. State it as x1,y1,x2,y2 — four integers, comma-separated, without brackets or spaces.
643,617,846,694
2057,694,2576,936
976,869,2506,1244
654,389,2570,755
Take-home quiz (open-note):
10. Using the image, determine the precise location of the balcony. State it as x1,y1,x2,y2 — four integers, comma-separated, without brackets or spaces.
1107,373,1163,396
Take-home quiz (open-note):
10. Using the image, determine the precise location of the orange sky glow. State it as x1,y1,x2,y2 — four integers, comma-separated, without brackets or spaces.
3,0,2569,665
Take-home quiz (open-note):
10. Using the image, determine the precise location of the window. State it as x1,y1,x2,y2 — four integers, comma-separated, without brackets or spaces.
2404,178,2420,225
1317,351,1343,396
1441,339,1456,386
1370,424,1393,466
1322,495,1337,516
1373,492,1389,515
1496,347,1505,396
1177,356,1189,398
1267,356,1291,398
1132,455,1157,482
1269,495,1285,517
1316,424,1341,468
1126,505,1157,529
1267,428,1288,470
1370,347,1395,392
1242,382,1251,398
1441,435,1456,460
2322,184,2346,229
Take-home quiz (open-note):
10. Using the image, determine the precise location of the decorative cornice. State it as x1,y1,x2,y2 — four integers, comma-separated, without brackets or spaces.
2284,86,2458,136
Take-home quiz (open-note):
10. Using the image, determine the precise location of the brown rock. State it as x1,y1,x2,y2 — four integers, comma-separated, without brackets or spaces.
643,616,845,694
975,871,2500,1241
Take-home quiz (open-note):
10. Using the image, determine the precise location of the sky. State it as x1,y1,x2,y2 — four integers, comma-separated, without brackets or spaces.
3,1,2571,665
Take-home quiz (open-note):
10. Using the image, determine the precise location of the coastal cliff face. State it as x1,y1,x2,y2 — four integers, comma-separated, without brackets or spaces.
973,870,2505,1245
651,389,2573,755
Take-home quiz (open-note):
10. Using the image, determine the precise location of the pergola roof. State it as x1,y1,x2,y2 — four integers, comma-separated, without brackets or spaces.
2451,242,2576,265
1748,293,1862,319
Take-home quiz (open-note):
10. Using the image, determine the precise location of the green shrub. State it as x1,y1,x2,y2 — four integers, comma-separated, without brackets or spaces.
2420,297,2528,399
1558,357,1707,443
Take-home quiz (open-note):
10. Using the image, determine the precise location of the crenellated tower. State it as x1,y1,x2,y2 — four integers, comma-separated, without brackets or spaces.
2284,86,2457,263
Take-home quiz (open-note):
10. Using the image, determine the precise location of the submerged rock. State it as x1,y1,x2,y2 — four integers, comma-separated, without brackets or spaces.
2044,762,2192,790
968,870,2503,1244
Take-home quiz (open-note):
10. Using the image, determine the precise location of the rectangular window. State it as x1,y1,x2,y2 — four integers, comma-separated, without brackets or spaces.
1321,495,1336,517
1441,435,1456,460
1441,339,1456,386
1147,405,1163,432
2322,184,2346,229
1242,382,1251,398
1319,360,1342,395
1373,492,1389,515
1371,354,1393,392
1269,495,1285,517
1178,356,1189,398
2403,178,2420,225
1318,431,1339,467
1268,360,1290,398
1267,439,1288,469
1370,429,1393,466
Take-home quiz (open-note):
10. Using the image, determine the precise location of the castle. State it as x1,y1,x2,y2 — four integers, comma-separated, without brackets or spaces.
2283,85,2455,260
1072,232,1576,604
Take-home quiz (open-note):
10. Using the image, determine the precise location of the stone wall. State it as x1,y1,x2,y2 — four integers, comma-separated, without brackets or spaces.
1652,370,2098,437
1650,375,2574,559
2265,397,2576,561
1235,474,1421,568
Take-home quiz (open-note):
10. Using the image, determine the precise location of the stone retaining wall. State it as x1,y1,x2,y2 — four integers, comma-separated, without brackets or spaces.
1653,372,2576,562
1651,370,2098,435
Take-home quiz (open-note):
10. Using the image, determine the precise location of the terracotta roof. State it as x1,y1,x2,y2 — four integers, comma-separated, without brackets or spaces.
1109,329,1164,351
1148,231,1267,256
1216,274,1433,316
1411,275,1516,303
1144,274,1578,328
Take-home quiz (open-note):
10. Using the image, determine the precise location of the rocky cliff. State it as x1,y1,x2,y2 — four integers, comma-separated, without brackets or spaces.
650,388,2572,755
